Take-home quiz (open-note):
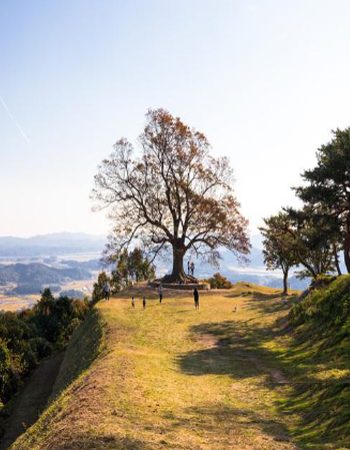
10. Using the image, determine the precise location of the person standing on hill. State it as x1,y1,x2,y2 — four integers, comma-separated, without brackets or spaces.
143,297,146,310
188,261,191,275
190,262,195,276
131,297,135,308
104,281,111,301
159,285,163,304
193,288,199,309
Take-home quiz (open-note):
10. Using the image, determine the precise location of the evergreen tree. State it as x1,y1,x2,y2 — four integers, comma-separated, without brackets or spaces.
285,207,340,279
295,128,350,272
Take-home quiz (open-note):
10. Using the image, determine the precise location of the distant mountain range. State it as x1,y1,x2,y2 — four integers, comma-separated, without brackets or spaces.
0,263,92,284
0,232,106,257
0,261,93,296
0,232,311,291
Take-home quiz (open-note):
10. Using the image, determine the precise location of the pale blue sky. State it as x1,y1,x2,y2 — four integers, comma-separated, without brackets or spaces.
1,0,350,237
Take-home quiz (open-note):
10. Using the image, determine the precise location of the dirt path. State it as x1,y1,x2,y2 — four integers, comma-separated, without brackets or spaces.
0,352,64,450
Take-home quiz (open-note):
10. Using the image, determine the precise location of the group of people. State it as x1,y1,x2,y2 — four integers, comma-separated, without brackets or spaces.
187,261,195,276
130,285,199,309
131,296,147,309
104,281,200,309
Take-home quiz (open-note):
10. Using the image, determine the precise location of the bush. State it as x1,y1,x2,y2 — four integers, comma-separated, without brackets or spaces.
206,273,233,289
310,274,337,291
290,275,350,339
0,289,90,406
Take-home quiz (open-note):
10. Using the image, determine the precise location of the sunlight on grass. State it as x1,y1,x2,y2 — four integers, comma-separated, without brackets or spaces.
9,283,349,450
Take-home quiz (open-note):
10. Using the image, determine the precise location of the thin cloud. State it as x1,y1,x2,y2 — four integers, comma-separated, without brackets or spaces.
0,95,30,144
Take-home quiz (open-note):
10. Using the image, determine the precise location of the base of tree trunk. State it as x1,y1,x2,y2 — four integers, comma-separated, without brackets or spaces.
160,274,198,284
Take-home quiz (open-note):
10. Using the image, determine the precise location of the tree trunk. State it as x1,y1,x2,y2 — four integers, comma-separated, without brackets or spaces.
333,244,342,276
344,212,350,274
171,244,186,281
282,268,289,295
161,242,197,284
296,248,317,279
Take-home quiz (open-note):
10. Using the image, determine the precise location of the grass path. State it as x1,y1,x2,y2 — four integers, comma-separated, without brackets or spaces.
10,284,301,450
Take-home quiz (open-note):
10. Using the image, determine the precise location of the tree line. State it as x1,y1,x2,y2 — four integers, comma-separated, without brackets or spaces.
92,247,155,301
0,290,90,420
260,128,350,294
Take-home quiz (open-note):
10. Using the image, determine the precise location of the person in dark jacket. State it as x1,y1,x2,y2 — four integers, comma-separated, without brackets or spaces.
104,282,111,301
193,288,199,309
143,297,146,310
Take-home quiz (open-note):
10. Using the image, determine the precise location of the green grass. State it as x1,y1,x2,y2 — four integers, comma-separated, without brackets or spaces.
275,276,350,449
7,281,350,450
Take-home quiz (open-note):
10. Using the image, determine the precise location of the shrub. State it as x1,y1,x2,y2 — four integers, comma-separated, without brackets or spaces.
0,289,91,406
290,275,350,341
206,273,233,289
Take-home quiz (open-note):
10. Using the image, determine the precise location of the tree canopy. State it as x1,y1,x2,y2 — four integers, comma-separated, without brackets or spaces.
93,108,250,283
295,128,350,272
261,127,349,290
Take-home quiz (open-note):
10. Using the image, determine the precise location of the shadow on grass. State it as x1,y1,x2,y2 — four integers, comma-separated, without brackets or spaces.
279,381,350,448
245,294,299,316
178,314,350,449
177,320,286,380
162,403,292,444
50,307,105,398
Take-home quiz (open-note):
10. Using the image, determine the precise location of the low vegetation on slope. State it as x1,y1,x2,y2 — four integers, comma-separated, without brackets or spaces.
278,276,350,448
5,305,105,450
0,289,90,438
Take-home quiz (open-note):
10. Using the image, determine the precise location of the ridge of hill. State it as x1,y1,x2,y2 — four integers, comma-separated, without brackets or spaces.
0,263,92,284
5,280,349,450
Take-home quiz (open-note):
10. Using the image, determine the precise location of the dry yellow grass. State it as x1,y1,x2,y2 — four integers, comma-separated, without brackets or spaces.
0,294,38,311
10,283,302,450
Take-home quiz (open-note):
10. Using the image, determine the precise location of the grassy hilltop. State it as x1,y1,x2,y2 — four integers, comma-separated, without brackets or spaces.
6,281,350,450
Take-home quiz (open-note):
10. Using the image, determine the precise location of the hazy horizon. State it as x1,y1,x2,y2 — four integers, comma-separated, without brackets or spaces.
2,1,350,237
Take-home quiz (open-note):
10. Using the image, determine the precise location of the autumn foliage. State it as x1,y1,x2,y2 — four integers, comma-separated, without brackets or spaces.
93,109,250,283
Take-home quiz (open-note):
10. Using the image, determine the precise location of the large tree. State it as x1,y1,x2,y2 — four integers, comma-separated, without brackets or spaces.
92,109,250,283
295,128,350,272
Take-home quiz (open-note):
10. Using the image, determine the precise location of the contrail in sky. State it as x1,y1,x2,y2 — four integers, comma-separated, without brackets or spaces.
0,95,30,144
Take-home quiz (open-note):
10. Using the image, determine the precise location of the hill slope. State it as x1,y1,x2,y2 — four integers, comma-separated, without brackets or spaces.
7,284,300,450
7,282,349,450
282,276,350,447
